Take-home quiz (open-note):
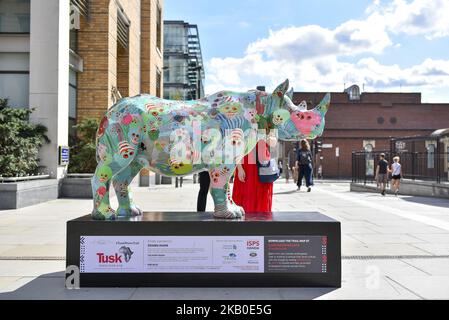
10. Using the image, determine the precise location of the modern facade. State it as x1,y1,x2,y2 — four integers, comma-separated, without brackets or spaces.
0,0,164,179
163,20,204,100
289,85,449,178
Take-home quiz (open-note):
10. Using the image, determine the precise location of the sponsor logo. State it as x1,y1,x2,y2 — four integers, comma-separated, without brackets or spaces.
247,240,260,250
229,253,237,258
222,244,238,250
96,253,122,263
96,246,134,264
249,252,258,257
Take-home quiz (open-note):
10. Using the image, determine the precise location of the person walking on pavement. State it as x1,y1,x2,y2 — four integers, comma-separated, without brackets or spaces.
375,153,389,196
390,156,402,196
287,147,297,184
296,140,314,192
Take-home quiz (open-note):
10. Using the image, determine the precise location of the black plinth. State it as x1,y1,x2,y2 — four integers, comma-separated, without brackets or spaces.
66,212,341,287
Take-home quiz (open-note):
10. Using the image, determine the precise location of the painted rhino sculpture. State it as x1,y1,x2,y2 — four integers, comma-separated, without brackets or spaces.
91,79,330,220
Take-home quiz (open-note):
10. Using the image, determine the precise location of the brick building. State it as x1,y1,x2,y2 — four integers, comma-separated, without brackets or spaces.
73,0,164,129
290,85,449,178
0,0,164,179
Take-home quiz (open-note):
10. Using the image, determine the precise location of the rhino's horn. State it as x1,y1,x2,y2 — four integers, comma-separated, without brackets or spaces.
312,93,331,115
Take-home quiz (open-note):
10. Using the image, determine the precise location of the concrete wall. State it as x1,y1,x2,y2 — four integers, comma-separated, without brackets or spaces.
60,177,93,198
350,181,449,199
29,0,70,179
0,179,59,209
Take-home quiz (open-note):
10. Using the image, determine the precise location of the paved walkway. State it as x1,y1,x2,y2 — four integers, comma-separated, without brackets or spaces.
0,179,448,299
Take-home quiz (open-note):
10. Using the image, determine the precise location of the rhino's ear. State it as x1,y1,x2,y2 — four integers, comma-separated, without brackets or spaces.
272,79,289,98
286,87,294,100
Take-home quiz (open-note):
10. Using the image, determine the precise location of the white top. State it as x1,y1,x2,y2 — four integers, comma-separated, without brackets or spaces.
391,162,401,176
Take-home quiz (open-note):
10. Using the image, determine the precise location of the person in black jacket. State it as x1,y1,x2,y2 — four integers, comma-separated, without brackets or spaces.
296,140,313,192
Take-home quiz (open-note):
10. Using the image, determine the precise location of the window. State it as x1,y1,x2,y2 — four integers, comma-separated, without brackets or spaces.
346,85,360,101
70,29,78,52
0,0,30,33
117,7,130,49
156,68,162,98
0,53,29,107
69,69,77,142
156,5,162,51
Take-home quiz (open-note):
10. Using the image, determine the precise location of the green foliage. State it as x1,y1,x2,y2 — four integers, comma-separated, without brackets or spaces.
68,118,99,173
0,98,49,177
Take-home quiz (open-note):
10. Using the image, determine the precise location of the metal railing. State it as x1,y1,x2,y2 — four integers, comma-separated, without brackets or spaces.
352,151,449,184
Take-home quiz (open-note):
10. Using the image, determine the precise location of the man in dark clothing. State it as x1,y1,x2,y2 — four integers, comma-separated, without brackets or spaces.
296,140,314,192
197,171,210,212
375,153,389,196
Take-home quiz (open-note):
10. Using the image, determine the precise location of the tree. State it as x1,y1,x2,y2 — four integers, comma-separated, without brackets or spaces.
0,98,49,177
68,118,99,173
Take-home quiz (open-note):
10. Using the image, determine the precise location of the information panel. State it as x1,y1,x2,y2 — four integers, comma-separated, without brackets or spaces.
265,236,327,273
80,235,327,274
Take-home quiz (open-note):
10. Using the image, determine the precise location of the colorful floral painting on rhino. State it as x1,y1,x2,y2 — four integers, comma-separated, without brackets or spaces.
91,79,330,220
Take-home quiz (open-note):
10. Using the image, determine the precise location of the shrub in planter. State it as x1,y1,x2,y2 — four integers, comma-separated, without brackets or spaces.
0,98,49,177
68,118,99,174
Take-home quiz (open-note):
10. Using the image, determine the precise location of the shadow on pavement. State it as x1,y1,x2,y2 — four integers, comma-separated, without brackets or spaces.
401,196,449,208
273,189,299,195
0,271,336,300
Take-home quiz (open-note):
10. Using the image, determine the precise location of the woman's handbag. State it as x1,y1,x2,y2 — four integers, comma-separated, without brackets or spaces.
256,147,280,183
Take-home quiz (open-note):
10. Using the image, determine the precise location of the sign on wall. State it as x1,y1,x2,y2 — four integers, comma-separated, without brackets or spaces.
59,146,70,165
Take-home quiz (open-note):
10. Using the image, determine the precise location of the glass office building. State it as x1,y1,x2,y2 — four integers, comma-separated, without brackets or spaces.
163,20,204,100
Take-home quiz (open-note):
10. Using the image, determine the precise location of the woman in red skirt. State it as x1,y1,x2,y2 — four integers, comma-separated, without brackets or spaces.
232,134,277,214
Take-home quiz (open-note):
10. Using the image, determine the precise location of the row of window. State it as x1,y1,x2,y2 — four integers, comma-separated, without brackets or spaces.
0,0,30,33
0,52,29,107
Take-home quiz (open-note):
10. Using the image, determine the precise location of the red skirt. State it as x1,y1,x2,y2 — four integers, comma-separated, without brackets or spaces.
232,142,273,213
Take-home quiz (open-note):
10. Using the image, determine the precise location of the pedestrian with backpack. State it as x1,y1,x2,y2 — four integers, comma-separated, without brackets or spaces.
296,139,314,192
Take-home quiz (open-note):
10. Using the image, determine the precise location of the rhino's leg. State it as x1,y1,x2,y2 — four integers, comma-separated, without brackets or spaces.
113,158,146,218
91,162,121,221
209,164,245,219
91,152,137,220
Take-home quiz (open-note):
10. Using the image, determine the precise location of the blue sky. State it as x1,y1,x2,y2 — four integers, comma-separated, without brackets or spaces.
165,0,449,102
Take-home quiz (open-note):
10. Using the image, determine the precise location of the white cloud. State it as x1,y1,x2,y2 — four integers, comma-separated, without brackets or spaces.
246,17,392,62
204,0,449,102
376,0,449,39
